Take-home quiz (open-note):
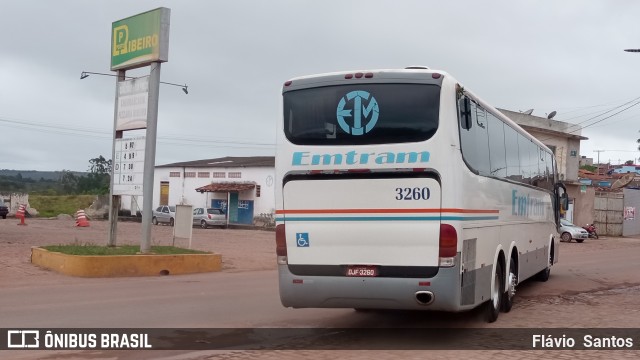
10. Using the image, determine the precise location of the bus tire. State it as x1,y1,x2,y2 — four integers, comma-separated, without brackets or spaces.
502,257,517,313
536,245,553,282
485,261,503,323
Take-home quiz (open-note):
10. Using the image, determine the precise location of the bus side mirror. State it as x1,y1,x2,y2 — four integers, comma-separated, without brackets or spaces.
460,98,472,130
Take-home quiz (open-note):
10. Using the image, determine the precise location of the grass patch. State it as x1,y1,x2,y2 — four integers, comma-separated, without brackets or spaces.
42,245,209,256
30,195,96,217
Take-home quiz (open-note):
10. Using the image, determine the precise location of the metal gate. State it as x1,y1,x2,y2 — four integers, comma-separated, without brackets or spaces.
594,191,623,236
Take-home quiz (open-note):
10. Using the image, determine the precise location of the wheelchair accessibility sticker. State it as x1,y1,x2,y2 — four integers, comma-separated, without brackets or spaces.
296,233,309,247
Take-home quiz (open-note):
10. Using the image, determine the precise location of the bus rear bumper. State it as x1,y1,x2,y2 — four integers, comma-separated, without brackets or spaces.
278,261,469,312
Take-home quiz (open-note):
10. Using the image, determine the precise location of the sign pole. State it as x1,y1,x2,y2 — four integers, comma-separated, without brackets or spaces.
108,70,125,247
140,62,161,254
110,7,170,252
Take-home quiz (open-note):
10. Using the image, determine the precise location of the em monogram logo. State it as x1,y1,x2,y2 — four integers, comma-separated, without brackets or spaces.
336,90,380,135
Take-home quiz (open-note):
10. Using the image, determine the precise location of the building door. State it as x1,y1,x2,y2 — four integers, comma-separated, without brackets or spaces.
160,182,169,205
237,200,254,225
229,193,239,223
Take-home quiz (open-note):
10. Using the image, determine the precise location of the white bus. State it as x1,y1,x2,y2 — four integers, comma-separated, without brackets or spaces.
275,67,568,322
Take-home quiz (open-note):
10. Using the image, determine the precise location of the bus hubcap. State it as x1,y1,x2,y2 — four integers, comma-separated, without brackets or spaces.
508,272,517,298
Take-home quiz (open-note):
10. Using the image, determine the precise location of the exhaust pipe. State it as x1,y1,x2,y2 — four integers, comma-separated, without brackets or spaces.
415,291,434,305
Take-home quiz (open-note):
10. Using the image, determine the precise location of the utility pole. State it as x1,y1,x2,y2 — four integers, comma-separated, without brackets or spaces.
593,150,605,175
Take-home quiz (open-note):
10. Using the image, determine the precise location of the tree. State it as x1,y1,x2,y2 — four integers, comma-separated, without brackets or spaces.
625,160,634,166
57,156,112,195
60,170,78,194
89,155,112,175
83,155,111,195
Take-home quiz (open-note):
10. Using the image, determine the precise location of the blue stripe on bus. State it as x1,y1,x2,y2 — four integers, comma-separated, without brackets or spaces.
274,216,499,222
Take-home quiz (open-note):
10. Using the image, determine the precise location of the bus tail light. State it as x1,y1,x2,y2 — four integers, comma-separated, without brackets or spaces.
276,224,288,264
439,224,457,267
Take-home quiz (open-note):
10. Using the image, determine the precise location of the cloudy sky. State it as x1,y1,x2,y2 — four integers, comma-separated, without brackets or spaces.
1,0,640,172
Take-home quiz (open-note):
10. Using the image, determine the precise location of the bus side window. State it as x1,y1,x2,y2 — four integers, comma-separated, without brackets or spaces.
518,135,533,184
487,112,507,178
459,97,472,130
504,125,521,181
459,100,490,175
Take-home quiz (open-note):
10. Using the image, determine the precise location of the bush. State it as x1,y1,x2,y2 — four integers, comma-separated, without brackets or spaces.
29,195,96,217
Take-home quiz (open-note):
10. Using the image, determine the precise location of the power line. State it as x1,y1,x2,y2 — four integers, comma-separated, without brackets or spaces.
537,99,640,142
0,116,276,149
559,96,640,130
557,96,640,118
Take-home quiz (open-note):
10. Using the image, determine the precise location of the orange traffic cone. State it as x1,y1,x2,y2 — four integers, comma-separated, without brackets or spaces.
75,210,90,227
16,204,27,226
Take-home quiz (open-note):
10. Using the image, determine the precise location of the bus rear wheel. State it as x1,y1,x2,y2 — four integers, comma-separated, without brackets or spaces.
501,257,517,313
485,261,503,323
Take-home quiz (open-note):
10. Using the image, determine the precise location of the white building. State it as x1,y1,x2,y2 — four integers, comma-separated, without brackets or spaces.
123,156,275,225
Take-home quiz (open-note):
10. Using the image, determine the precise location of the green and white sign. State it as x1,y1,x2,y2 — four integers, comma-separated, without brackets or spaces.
111,7,170,70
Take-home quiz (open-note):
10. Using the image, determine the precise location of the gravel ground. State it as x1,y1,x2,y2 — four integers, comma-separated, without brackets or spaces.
0,217,276,286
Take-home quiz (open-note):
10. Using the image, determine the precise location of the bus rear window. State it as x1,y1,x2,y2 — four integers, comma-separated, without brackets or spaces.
283,84,440,145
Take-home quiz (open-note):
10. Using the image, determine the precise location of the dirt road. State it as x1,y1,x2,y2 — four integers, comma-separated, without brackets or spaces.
1,218,640,359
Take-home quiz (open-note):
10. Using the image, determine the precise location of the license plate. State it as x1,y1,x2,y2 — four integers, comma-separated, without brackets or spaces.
346,265,378,277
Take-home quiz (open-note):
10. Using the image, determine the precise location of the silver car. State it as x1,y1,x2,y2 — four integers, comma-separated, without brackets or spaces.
193,207,226,229
152,205,176,226
560,219,588,243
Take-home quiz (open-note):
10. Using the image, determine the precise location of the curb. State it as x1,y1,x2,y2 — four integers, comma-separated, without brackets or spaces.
31,247,222,277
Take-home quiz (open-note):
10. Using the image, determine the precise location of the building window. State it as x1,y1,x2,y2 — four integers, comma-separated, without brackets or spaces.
212,172,226,178
256,185,261,197
185,172,196,178
169,172,180,178
198,172,210,178
228,172,242,178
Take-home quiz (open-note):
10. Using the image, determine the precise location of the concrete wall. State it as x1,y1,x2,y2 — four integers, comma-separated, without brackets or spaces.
567,184,595,228
566,138,581,181
580,157,594,167
623,188,640,237
0,192,29,215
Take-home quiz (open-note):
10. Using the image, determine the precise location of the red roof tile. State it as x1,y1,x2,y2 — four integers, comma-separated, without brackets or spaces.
195,182,256,192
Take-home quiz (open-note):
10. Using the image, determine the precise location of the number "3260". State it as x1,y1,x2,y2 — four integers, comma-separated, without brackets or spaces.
395,187,431,200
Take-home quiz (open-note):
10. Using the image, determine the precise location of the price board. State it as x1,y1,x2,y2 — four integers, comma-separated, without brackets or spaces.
114,137,145,195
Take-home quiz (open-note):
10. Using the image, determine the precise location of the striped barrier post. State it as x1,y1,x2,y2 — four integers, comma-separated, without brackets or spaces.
75,210,90,227
16,204,27,226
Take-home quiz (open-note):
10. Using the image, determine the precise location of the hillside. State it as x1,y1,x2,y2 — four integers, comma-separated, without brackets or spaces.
0,169,87,181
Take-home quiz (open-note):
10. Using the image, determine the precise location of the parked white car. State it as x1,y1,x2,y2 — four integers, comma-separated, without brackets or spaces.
193,207,226,229
152,205,176,226
559,219,588,243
